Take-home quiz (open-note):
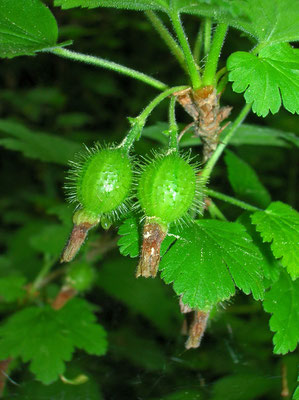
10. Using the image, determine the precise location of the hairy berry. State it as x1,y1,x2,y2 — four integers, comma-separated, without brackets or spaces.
61,145,133,263
137,152,197,226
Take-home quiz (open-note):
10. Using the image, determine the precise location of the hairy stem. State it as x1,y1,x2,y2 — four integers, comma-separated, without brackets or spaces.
206,189,261,212
32,255,56,291
203,18,212,56
168,96,179,151
202,23,228,86
48,47,168,91
145,11,187,72
120,85,188,152
170,13,201,89
200,102,252,186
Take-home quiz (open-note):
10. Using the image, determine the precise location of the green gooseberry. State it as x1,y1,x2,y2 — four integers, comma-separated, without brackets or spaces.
67,146,133,219
66,262,95,292
137,152,197,226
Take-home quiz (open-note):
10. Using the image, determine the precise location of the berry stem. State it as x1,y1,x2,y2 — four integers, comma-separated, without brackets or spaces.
145,11,187,73
203,18,212,57
32,255,56,292
168,96,179,151
202,23,228,86
47,47,168,91
200,102,252,186
120,85,188,152
206,188,261,212
170,12,201,89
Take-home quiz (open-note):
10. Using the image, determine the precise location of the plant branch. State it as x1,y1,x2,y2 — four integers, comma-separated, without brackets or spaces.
145,11,187,73
32,255,57,292
120,85,188,152
203,18,212,56
206,188,261,212
48,47,168,91
202,23,228,86
170,13,201,89
168,96,179,151
200,102,252,186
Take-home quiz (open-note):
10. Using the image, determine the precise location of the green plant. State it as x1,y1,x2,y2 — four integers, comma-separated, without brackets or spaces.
0,0,298,398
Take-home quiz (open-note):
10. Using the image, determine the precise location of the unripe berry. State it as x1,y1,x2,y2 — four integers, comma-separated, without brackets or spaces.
137,152,197,226
61,145,133,263
136,152,199,278
66,262,95,292
75,147,132,217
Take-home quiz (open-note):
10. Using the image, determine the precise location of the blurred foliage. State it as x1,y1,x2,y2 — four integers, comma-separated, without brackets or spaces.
0,3,298,400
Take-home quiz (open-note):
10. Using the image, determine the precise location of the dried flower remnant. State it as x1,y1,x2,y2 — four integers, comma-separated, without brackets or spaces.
136,222,167,278
185,310,210,349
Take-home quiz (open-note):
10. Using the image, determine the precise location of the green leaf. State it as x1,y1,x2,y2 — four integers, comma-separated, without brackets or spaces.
238,213,280,284
0,0,58,58
211,372,274,400
251,202,299,280
144,122,299,148
160,220,265,309
228,124,299,148
227,43,299,117
117,215,140,258
294,379,299,400
0,276,26,302
0,119,81,165
232,0,299,46
54,0,167,11
15,363,103,400
225,150,271,208
263,271,299,354
30,223,69,257
96,257,181,335
0,298,107,384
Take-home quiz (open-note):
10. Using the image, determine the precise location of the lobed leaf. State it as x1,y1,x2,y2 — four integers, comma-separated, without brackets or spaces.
263,271,299,354
238,213,280,284
160,220,265,310
225,150,271,208
232,0,299,46
227,43,299,117
0,298,107,384
117,215,140,258
0,0,58,58
251,202,299,280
